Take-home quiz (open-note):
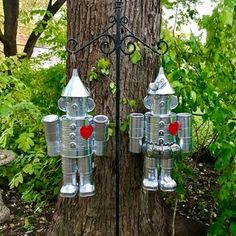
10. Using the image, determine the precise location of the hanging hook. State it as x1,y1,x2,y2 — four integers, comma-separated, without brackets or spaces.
159,54,163,67
70,52,76,69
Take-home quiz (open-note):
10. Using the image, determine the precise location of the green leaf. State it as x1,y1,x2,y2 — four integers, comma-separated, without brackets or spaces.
120,122,128,132
10,172,23,188
129,43,142,64
23,164,34,175
230,223,236,235
16,133,35,152
97,58,110,71
191,91,197,102
109,82,116,94
129,99,136,109
221,9,234,26
88,71,98,81
108,127,113,137
171,81,184,89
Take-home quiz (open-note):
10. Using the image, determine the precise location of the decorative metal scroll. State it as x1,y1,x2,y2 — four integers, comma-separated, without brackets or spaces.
66,15,168,57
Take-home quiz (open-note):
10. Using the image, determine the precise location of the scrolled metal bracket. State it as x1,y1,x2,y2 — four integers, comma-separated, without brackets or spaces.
66,15,168,57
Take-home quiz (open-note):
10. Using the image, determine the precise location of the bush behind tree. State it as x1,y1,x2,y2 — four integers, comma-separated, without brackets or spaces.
0,58,66,204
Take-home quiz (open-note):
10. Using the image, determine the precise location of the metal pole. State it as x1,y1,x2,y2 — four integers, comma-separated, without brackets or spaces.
115,1,122,235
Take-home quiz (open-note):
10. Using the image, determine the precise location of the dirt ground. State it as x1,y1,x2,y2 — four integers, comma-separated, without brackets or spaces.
0,152,217,235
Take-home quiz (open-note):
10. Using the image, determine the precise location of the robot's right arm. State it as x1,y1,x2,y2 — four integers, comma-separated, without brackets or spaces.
42,115,61,156
129,113,144,154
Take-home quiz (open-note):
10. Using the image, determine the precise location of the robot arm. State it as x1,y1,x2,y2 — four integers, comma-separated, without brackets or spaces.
42,114,61,156
93,115,109,156
129,113,144,153
177,113,192,153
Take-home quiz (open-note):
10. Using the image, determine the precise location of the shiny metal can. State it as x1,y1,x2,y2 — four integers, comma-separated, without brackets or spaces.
94,115,109,156
177,113,192,153
42,114,61,156
145,112,176,144
129,113,144,153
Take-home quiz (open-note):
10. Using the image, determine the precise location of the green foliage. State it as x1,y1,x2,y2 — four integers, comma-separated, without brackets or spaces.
0,58,65,204
97,57,110,75
87,57,111,82
129,43,142,65
38,7,67,60
162,1,236,234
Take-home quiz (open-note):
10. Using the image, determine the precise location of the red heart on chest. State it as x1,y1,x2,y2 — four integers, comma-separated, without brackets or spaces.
80,125,93,140
168,122,179,136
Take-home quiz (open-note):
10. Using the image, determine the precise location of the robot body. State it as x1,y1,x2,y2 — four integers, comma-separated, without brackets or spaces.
129,67,192,192
43,69,109,198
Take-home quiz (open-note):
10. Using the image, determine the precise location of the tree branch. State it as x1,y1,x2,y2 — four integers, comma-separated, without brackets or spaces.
23,0,66,58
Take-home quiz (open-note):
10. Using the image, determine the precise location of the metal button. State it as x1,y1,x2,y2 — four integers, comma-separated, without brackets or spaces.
72,103,78,110
159,130,164,136
70,133,76,140
159,138,164,145
159,121,165,128
70,123,76,130
160,101,165,107
70,142,76,148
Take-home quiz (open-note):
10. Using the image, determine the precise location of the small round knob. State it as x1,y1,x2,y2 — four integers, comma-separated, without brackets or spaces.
70,123,76,130
159,121,165,128
72,103,78,110
69,133,76,140
160,101,165,107
159,130,164,136
70,142,76,148
159,138,164,145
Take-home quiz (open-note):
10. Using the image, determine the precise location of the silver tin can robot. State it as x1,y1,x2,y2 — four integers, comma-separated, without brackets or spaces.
42,69,109,198
129,67,192,192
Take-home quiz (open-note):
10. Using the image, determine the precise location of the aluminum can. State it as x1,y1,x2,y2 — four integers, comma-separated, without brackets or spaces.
177,113,192,153
129,113,144,153
42,114,61,156
94,115,109,156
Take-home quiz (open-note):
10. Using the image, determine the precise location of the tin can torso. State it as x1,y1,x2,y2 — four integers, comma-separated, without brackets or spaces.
60,115,94,158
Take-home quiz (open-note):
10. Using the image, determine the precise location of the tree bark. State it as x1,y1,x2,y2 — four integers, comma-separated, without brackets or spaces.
48,1,207,235
2,0,19,57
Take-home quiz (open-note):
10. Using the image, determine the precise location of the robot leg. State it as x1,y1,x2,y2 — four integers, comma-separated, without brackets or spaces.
77,156,95,197
60,157,78,197
143,156,159,191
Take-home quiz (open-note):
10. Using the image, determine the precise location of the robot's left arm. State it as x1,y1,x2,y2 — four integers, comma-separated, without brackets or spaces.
93,115,109,156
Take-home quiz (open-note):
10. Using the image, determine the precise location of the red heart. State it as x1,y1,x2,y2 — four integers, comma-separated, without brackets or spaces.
168,122,179,136
80,125,93,140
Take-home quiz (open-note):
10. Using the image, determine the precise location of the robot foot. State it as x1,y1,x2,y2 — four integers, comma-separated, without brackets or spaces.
79,184,95,197
142,178,158,191
159,178,176,192
60,184,78,198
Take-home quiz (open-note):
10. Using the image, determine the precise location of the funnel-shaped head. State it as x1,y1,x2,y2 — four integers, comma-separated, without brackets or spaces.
148,67,175,95
61,69,90,98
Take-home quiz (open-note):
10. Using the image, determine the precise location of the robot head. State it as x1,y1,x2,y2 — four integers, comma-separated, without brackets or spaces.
58,69,95,116
143,67,178,114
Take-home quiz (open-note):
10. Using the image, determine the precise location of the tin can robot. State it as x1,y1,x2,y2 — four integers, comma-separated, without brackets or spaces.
42,69,109,198
129,67,192,191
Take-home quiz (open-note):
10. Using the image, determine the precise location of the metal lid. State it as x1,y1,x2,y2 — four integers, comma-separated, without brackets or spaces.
61,69,90,98
148,67,175,95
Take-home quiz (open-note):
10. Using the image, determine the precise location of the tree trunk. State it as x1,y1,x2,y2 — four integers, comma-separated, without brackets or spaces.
3,0,19,57
48,1,207,235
